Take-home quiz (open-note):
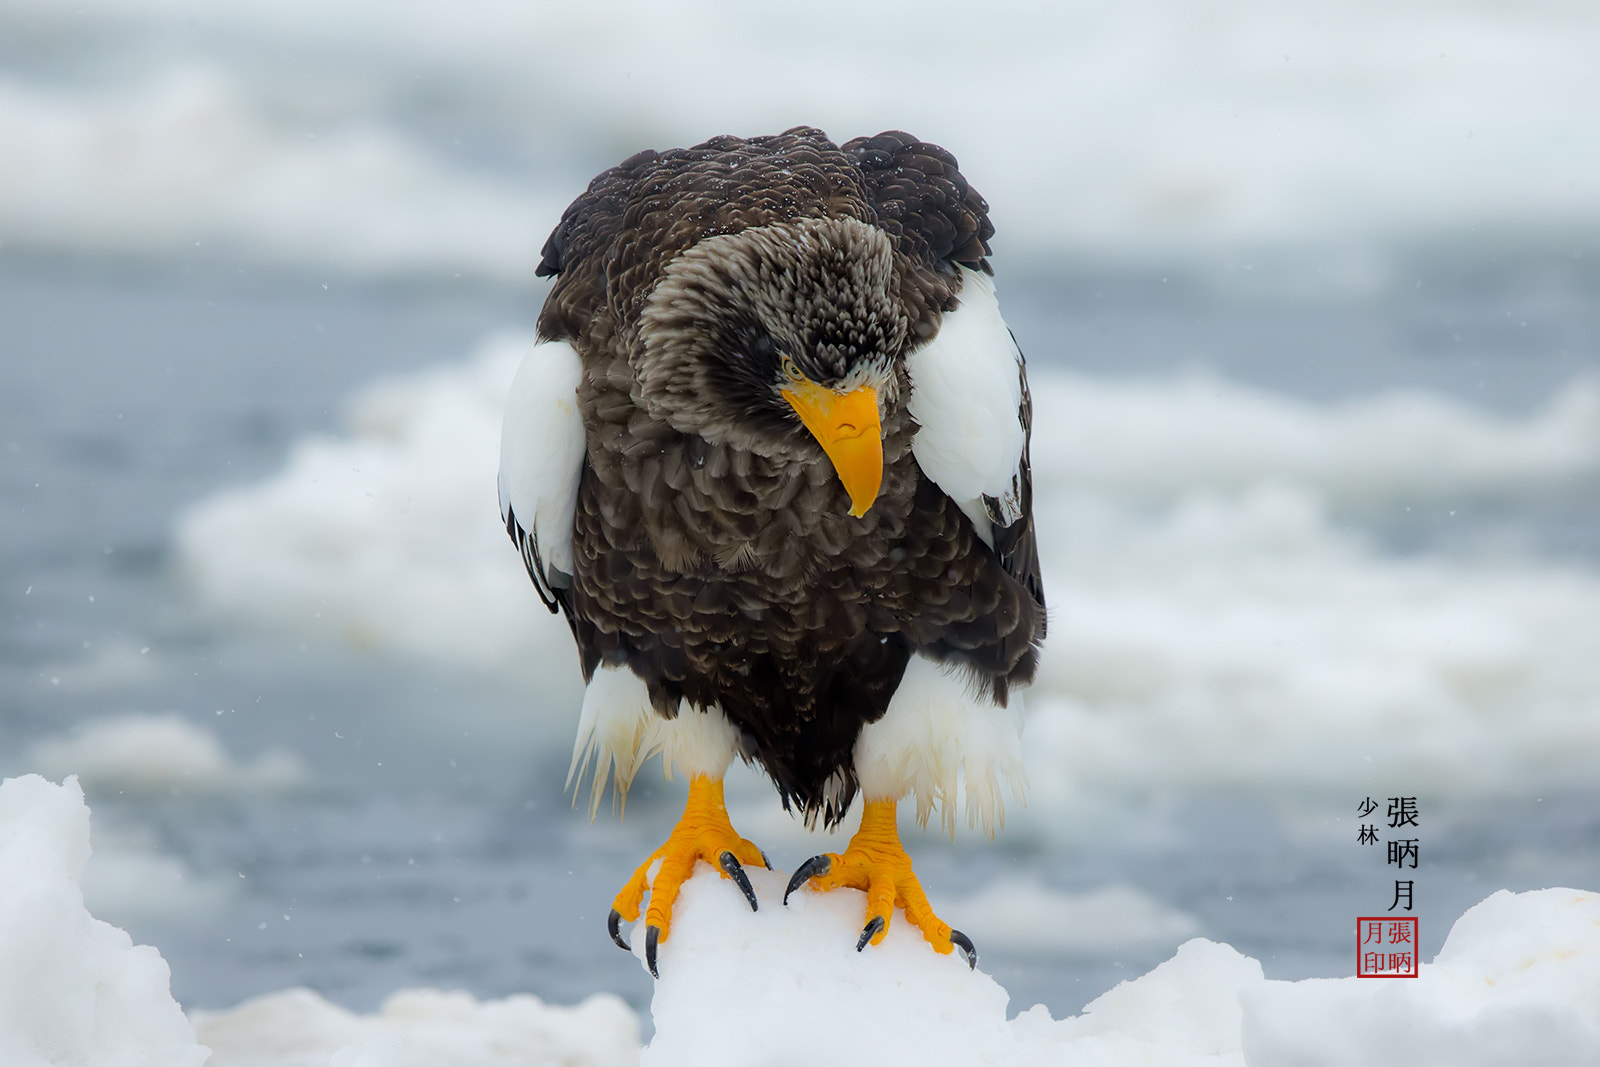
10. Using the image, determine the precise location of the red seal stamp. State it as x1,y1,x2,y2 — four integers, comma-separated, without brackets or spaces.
1357,916,1418,977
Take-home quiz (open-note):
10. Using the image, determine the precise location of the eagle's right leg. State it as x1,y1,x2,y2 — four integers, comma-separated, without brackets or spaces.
608,773,768,977
573,666,767,977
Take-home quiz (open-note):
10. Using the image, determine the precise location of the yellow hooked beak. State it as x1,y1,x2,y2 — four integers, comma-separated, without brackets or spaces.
780,380,883,517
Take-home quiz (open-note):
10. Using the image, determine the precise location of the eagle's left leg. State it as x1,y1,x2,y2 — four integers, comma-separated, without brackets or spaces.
783,797,977,968
608,774,768,977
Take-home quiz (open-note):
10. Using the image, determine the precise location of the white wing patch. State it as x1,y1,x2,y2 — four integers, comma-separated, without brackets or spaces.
498,338,586,607
904,267,1027,548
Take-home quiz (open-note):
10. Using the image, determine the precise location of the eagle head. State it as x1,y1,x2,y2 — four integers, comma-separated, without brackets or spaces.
633,216,910,517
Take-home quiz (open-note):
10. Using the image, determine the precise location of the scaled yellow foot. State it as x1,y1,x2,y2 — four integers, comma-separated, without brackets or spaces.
608,774,767,976
784,797,977,968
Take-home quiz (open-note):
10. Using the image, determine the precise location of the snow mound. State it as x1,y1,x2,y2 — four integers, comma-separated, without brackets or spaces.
643,868,1600,1067
26,714,306,795
192,986,639,1067
640,865,1252,1066
4,775,1598,1065
1243,889,1600,1067
0,774,208,1067
639,865,1015,1066
1011,939,1264,1067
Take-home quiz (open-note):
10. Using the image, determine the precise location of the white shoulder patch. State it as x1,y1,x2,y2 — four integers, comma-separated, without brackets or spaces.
498,339,586,604
904,268,1027,548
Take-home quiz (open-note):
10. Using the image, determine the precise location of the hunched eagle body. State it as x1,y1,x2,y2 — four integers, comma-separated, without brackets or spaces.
499,127,1045,974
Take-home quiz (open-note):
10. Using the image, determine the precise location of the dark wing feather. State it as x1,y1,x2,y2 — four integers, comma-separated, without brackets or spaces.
842,130,995,276
984,351,1045,618
847,133,1044,623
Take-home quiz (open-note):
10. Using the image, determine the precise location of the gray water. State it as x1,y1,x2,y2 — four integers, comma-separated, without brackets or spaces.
3,245,1598,1021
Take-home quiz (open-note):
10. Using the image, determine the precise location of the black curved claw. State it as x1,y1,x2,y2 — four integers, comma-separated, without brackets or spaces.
607,909,630,952
645,924,661,979
720,850,759,912
759,849,773,870
950,929,978,970
784,854,832,905
856,914,886,952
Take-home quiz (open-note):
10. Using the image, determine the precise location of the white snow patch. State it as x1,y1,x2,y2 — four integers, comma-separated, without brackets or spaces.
633,866,1600,1066
1010,939,1265,1067
945,878,1202,956
1242,888,1600,1066
0,774,209,1067
639,865,1016,1067
26,714,306,795
642,869,1600,1066
192,986,640,1067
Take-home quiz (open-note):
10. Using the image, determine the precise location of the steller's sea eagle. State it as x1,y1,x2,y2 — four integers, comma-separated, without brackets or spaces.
500,127,1045,977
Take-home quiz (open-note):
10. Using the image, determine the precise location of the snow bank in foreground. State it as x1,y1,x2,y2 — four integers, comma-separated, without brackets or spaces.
0,775,207,1067
174,346,1600,800
4,775,1598,1066
192,988,639,1067
25,714,306,795
1242,889,1600,1067
637,867,1600,1066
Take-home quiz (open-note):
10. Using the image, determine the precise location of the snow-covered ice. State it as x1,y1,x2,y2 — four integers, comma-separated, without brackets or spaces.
5,773,1600,1066
192,988,639,1067
0,775,208,1067
1242,889,1600,1067
636,866,1600,1067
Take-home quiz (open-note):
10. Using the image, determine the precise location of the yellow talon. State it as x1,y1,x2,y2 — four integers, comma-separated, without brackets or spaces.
785,798,975,966
608,775,767,975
